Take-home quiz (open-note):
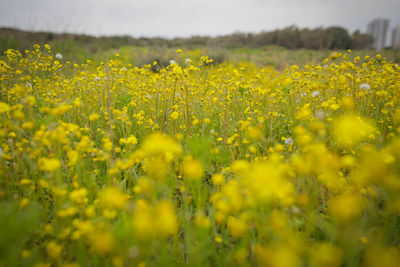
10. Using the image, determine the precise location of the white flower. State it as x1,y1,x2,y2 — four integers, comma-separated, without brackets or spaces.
186,58,191,64
284,137,293,146
315,110,326,119
94,77,100,81
122,67,127,71
169,60,176,65
360,83,371,90
312,91,320,98
55,53,63,59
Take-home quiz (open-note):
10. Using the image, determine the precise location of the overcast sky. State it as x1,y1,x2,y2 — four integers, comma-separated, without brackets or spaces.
0,0,399,38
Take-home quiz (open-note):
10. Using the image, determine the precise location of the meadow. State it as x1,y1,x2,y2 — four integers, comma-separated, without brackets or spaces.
1,44,400,266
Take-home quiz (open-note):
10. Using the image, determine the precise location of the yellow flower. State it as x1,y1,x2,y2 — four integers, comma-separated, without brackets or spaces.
133,177,153,195
51,103,72,116
19,198,30,209
67,149,79,166
69,188,88,205
89,113,100,121
62,263,80,267
329,51,340,60
141,133,182,161
73,98,82,108
21,249,31,258
255,246,300,267
120,135,138,145
89,230,114,254
310,243,342,267
57,207,77,217
22,121,35,130
38,157,62,172
211,173,225,186
102,137,113,152
214,236,222,243
245,126,263,141
227,216,247,238
170,111,179,120
98,187,128,210
242,160,294,205
132,199,154,239
38,179,50,188
155,200,178,236
230,160,250,176
19,178,31,185
46,242,62,259
329,192,363,222
333,115,377,148
24,95,36,106
295,104,311,120
194,214,211,228
182,156,204,180
142,157,169,180
364,246,400,267
132,199,178,239
0,102,10,114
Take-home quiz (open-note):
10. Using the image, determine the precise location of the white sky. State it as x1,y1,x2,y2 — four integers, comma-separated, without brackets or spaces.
0,0,399,38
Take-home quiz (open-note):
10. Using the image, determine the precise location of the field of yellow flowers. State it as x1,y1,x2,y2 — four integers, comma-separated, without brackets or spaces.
1,44,400,267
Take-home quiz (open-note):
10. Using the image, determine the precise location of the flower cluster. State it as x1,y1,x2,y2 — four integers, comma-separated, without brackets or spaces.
0,46,400,266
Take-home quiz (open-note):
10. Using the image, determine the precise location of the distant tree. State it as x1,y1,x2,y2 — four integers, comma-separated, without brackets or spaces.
324,27,352,49
251,31,275,47
300,28,325,49
351,31,373,49
275,26,303,49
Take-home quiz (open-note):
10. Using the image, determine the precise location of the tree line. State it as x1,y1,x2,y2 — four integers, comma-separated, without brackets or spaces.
176,26,373,50
1,26,373,53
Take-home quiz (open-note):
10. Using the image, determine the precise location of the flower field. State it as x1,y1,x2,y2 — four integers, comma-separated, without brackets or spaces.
1,45,400,266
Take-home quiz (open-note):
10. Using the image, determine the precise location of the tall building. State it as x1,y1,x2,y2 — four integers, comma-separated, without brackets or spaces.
367,19,389,50
392,25,400,49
